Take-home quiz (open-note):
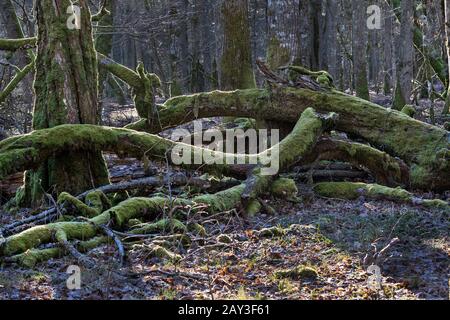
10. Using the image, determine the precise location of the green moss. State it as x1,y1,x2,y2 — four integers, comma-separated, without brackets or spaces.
314,182,410,200
274,266,319,281
146,245,181,262
314,182,448,210
271,178,298,199
220,1,256,90
127,219,143,228
245,199,262,217
77,236,109,252
58,191,109,218
9,248,62,268
288,66,334,89
25,0,109,205
267,36,291,69
217,234,233,244
130,219,187,235
193,184,245,213
187,223,207,237
256,226,285,238
401,105,416,117
0,37,36,51
393,78,407,110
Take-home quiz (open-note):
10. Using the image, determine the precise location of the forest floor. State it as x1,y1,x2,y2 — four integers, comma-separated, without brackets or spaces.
0,92,448,300
0,193,448,300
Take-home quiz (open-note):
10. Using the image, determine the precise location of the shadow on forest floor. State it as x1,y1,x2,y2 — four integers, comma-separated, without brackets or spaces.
275,197,449,299
0,195,447,300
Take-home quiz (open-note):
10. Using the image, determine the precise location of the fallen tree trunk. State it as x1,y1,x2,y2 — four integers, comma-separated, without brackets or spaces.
0,38,448,191
302,137,410,187
1,39,447,190
0,108,335,266
0,108,332,181
125,87,449,191
0,174,240,237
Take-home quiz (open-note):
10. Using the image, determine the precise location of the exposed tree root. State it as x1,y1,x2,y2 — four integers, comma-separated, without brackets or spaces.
1,174,241,237
313,182,449,210
0,183,246,267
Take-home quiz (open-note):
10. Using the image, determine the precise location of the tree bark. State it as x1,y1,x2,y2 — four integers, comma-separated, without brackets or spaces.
124,87,449,191
393,0,414,110
220,0,256,90
444,0,450,115
20,0,109,206
266,0,300,69
351,0,370,100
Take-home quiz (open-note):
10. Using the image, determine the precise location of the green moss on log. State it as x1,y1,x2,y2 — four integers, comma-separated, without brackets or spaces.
271,178,298,199
314,182,449,210
124,86,449,190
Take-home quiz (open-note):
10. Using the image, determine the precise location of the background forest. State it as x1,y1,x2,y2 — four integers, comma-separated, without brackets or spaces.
0,0,448,301
1,0,449,135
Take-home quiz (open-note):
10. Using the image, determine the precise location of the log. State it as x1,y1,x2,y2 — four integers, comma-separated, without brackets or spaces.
124,87,449,191
314,182,449,210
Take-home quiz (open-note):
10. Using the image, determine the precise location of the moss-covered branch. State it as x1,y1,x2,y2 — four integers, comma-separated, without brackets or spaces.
241,109,337,203
125,87,449,191
0,60,34,104
303,138,410,187
0,108,333,183
0,124,241,180
0,184,246,266
97,53,161,118
314,182,449,211
0,37,37,51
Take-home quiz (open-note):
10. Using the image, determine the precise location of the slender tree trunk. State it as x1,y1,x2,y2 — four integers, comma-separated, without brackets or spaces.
20,0,109,206
383,0,394,95
393,0,414,110
351,0,370,100
220,0,256,90
298,0,314,68
444,0,450,115
200,0,214,91
325,0,338,79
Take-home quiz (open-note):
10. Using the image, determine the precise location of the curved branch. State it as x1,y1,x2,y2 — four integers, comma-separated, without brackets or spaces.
314,182,449,210
0,37,37,51
125,87,449,190
0,60,34,104
304,137,411,187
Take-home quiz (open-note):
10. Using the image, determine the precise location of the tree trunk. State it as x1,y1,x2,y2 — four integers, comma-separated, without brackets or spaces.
444,0,450,115
383,0,394,95
220,0,256,90
0,0,34,132
123,86,449,191
266,0,299,69
20,0,109,206
393,0,414,110
351,0,370,100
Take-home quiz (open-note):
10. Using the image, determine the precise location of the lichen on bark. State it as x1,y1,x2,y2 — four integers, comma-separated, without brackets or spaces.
20,0,109,206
